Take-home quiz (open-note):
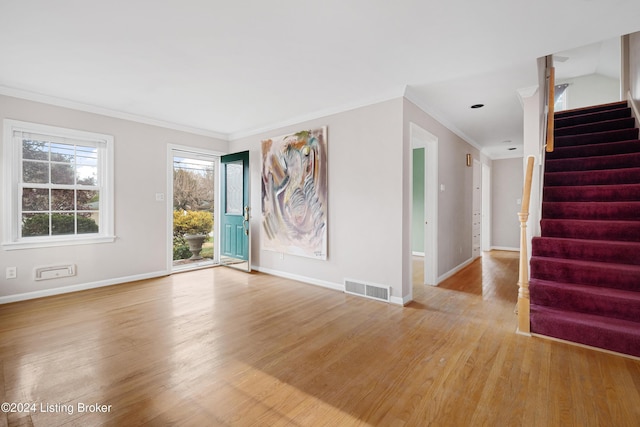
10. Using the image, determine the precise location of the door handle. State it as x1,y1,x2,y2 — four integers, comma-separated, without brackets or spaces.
243,206,250,235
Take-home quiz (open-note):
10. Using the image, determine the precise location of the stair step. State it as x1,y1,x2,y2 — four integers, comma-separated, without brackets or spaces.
546,140,640,160
546,152,640,172
555,117,635,137
554,101,629,119
544,167,640,186
555,107,631,129
530,256,640,291
540,219,640,242
543,183,640,202
542,201,640,220
530,304,640,357
554,128,639,148
530,278,640,323
532,237,640,265
533,100,640,359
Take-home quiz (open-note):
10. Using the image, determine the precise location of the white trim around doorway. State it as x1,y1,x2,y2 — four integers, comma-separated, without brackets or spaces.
167,144,225,273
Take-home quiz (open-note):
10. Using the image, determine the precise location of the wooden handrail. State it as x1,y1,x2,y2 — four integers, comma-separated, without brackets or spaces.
517,155,535,335
545,66,555,152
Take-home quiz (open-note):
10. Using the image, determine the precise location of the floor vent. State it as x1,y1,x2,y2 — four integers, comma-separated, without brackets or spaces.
34,264,76,281
344,279,390,302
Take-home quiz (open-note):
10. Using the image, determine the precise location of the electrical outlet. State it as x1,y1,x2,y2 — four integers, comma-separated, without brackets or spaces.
155,193,165,201
6,267,17,279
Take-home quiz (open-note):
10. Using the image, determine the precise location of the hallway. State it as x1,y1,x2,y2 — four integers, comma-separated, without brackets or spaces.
413,250,519,300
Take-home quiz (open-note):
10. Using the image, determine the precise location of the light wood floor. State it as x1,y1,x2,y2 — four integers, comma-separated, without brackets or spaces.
1,251,639,426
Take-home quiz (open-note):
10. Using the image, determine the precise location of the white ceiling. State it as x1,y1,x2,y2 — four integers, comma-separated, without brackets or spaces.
1,1,640,158
554,37,622,80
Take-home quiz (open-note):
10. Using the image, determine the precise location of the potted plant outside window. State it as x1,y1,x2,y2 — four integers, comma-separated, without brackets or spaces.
184,233,207,260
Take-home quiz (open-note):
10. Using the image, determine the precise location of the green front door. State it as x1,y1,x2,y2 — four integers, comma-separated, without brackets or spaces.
220,151,250,271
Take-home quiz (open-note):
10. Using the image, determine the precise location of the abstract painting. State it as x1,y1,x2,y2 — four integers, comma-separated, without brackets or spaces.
261,127,327,259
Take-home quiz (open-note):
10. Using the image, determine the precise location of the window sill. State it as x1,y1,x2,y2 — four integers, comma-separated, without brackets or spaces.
2,235,116,251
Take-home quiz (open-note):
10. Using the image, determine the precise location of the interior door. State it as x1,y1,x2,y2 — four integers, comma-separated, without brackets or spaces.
220,151,250,271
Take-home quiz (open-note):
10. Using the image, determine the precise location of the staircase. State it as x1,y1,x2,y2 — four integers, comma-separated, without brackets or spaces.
529,100,640,357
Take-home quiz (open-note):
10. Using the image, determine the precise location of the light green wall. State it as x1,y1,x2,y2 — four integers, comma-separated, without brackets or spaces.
412,148,425,252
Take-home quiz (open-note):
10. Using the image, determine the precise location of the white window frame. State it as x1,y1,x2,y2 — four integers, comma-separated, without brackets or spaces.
2,119,115,250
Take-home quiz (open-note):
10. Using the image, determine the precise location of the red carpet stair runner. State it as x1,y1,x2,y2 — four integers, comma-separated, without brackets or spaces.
529,101,640,357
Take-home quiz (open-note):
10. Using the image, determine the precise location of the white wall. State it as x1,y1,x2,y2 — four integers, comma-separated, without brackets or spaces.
231,99,405,300
557,73,620,110
629,32,640,114
491,158,522,250
402,99,479,290
0,95,227,300
1,94,482,305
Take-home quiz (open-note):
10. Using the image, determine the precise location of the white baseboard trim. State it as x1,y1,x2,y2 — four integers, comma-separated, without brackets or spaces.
0,270,169,304
396,294,413,306
412,251,425,257
253,266,406,306
490,246,519,252
253,266,344,292
438,257,474,283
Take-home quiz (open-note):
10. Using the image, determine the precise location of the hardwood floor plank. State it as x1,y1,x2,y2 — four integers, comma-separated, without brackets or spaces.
0,251,639,426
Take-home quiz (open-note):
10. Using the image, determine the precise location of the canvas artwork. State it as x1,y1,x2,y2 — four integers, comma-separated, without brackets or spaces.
261,127,327,259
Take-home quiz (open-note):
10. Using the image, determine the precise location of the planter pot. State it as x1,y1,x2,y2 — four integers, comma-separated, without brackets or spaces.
184,234,207,260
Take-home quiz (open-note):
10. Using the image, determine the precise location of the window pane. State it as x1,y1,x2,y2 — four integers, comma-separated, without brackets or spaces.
22,188,49,211
51,213,75,235
52,189,75,210
22,213,50,237
51,163,75,185
77,190,99,210
23,160,49,183
50,142,74,163
77,165,97,186
226,161,243,215
78,213,99,234
22,140,49,160
77,147,97,185
76,145,97,166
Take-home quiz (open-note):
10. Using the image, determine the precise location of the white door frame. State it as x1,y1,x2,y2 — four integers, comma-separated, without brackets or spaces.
410,123,438,286
481,163,491,252
472,159,482,259
167,144,225,272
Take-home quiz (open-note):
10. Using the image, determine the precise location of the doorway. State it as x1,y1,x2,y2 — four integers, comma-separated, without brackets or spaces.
219,151,251,272
410,123,438,286
169,146,220,272
472,159,482,259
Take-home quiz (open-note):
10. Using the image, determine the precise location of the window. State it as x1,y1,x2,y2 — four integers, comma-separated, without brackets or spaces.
554,83,569,112
3,120,114,249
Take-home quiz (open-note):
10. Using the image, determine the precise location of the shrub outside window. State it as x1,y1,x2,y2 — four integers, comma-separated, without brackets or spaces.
3,120,114,249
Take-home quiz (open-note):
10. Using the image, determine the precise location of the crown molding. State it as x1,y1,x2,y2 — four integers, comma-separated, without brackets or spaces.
483,150,524,160
403,86,483,152
228,87,406,141
0,85,229,140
